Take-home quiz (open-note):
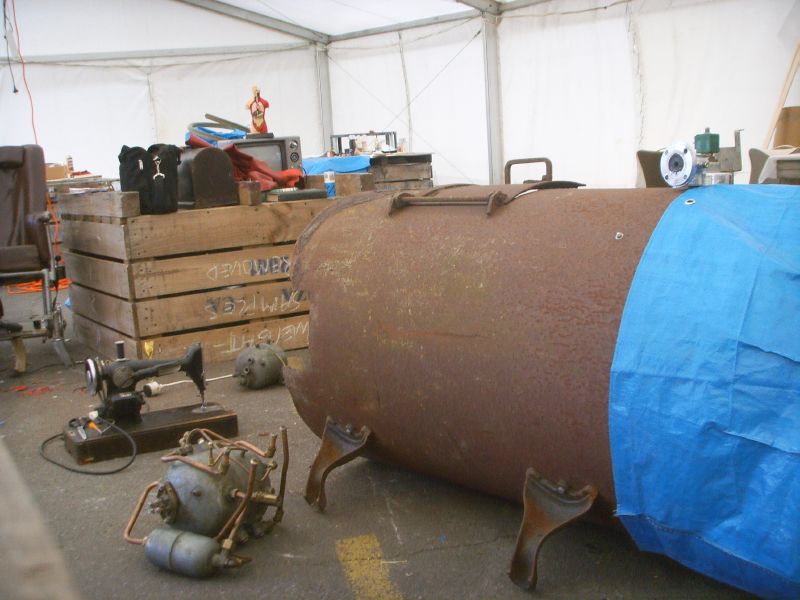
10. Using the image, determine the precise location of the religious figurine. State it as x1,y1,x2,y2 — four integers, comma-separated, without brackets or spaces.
246,85,269,134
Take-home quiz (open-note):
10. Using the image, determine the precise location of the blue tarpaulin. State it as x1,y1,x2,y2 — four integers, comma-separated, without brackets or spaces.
609,184,800,598
303,155,370,175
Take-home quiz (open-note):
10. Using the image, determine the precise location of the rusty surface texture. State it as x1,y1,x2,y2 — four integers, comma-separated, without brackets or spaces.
284,184,679,517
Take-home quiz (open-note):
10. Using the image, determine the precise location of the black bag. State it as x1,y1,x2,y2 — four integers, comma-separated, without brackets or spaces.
118,144,181,215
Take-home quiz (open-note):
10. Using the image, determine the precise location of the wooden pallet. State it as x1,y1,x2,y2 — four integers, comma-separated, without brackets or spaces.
59,189,327,362
370,153,433,191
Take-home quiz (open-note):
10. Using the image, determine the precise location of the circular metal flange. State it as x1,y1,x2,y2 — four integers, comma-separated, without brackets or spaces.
660,142,697,188
85,358,101,396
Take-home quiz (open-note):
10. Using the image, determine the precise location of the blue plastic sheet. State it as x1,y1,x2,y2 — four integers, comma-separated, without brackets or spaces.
184,127,246,146
609,184,800,598
303,155,370,175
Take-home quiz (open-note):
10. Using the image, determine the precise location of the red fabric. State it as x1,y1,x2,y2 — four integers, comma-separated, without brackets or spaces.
186,135,302,192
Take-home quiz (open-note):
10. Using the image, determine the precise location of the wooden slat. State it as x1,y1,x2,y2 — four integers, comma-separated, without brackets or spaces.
140,314,309,363
371,163,432,182
63,251,132,299
61,219,129,259
370,153,432,165
57,191,140,218
130,244,295,299
125,199,329,259
70,312,139,360
134,280,308,336
69,284,137,337
375,179,434,191
306,173,375,197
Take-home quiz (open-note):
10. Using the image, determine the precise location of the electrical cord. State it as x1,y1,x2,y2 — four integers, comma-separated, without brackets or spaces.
10,0,37,143
39,419,137,475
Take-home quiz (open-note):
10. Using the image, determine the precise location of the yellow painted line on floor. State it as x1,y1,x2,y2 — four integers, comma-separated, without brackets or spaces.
335,534,404,600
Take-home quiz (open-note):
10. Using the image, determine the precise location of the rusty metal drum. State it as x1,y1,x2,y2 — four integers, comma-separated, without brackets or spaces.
284,184,678,517
284,182,800,597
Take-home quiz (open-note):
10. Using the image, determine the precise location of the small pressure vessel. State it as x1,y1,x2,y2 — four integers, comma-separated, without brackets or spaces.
144,528,221,578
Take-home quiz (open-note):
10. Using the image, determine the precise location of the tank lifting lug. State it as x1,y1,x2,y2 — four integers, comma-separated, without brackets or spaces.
304,416,372,512
508,468,597,590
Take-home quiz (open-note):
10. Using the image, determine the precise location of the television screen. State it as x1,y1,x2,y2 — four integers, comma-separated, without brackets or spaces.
236,143,283,171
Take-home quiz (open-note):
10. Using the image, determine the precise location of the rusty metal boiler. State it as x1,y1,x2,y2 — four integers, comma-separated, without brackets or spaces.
284,182,800,598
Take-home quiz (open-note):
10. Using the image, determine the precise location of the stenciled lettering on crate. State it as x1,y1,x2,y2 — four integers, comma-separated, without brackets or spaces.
206,254,291,282
204,288,306,321
227,319,310,354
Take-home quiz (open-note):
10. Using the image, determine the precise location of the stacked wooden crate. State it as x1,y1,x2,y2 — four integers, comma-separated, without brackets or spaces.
369,153,433,191
58,191,329,362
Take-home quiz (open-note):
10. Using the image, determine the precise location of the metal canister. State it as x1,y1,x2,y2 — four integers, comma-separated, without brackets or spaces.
144,528,221,577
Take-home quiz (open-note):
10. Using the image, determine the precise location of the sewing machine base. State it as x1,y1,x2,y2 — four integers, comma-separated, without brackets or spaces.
63,403,239,464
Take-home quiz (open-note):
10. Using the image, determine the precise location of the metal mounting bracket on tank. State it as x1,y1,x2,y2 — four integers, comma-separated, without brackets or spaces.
388,189,510,216
508,468,598,590
388,180,584,217
304,417,372,511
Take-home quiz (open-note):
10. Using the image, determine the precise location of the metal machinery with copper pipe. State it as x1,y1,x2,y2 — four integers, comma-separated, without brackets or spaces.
283,177,800,597
124,428,288,577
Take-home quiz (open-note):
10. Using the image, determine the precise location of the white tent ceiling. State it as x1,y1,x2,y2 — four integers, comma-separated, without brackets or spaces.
212,0,476,37
183,1,551,39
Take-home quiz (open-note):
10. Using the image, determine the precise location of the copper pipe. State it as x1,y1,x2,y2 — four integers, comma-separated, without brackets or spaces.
215,459,258,542
160,454,221,476
124,481,159,545
275,427,289,509
191,429,270,459
236,490,279,504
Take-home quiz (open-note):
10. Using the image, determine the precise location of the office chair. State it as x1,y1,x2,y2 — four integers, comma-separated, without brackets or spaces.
0,144,71,374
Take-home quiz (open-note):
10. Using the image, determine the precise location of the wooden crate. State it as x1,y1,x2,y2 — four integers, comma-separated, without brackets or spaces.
58,190,328,362
305,172,375,197
370,153,433,191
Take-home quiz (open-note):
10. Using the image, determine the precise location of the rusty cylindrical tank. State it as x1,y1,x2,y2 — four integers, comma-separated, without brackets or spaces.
284,184,678,517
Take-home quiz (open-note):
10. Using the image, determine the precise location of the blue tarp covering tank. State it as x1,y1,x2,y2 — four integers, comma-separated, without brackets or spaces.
283,182,799,597
611,184,800,598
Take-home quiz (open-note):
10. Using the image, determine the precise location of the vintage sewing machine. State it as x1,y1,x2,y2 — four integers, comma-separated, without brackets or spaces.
63,342,238,464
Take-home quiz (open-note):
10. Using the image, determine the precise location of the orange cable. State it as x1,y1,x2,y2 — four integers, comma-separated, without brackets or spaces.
10,0,37,144
10,0,63,263
6,278,70,295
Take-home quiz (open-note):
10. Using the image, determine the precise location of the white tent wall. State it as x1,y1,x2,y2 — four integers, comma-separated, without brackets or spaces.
634,0,800,181
0,62,155,176
0,0,322,177
400,19,489,185
2,0,798,186
147,48,323,157
499,1,639,187
329,18,490,185
499,0,800,187
328,33,410,152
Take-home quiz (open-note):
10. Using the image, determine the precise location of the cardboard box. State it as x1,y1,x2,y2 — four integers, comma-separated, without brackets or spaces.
46,163,69,181
775,106,800,148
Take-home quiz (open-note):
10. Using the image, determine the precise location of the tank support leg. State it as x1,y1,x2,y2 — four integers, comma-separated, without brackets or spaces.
304,417,372,511
508,468,597,590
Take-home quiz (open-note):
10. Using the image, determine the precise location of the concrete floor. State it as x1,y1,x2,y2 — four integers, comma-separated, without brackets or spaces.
0,290,751,600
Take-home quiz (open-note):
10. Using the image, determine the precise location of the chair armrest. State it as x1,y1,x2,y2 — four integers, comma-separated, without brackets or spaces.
24,212,52,266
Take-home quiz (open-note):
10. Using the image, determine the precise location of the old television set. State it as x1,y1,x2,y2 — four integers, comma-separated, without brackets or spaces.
223,135,303,171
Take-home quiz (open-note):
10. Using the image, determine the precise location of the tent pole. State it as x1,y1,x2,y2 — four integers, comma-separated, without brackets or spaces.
482,14,504,184
315,44,334,153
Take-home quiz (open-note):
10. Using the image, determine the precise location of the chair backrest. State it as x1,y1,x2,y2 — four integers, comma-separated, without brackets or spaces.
0,145,49,259
636,150,668,188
